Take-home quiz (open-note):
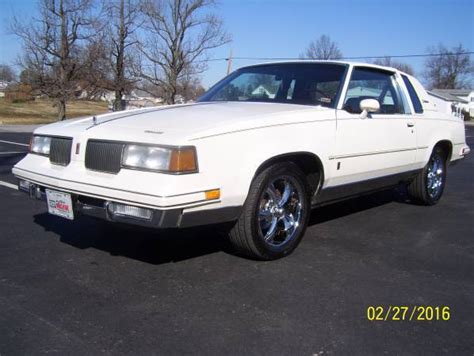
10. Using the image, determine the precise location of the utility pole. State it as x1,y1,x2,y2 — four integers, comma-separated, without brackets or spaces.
226,48,233,75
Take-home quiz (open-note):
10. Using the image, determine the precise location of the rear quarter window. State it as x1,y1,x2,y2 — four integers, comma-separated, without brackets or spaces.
402,75,423,114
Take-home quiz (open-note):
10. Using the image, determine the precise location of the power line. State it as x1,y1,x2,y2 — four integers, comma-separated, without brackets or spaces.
202,51,474,63
343,51,474,60
139,51,474,66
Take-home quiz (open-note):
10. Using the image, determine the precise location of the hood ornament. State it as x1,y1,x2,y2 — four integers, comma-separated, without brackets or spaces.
92,116,97,125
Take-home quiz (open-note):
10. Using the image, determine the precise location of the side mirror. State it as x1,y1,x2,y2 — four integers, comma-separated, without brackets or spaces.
359,99,380,119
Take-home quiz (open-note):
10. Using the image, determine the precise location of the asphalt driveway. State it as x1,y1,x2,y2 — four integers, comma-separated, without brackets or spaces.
0,127,473,355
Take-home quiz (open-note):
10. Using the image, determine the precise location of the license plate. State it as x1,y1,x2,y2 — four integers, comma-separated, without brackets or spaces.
45,189,74,220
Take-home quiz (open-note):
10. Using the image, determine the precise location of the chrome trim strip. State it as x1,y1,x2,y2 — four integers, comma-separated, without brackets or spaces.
85,107,169,130
329,147,419,160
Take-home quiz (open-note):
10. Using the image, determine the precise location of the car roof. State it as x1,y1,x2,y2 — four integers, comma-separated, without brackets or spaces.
238,60,409,76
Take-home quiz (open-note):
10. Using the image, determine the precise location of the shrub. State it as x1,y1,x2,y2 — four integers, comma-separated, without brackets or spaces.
5,84,33,102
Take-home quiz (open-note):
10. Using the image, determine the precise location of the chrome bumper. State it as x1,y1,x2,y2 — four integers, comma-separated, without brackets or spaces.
18,179,240,229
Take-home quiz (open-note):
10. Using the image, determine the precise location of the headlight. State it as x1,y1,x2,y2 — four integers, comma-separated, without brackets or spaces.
30,135,52,155
122,144,198,173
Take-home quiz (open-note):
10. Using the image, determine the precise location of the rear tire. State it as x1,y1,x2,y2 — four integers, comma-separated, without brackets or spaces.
408,146,447,205
228,162,311,260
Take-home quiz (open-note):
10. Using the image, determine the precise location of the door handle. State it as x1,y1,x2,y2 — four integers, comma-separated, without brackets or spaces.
407,122,415,127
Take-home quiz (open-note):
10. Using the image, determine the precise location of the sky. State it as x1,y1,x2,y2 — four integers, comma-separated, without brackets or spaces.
1,0,473,88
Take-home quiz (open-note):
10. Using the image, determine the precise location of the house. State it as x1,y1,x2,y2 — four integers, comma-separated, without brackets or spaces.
429,89,473,118
0,80,11,98
77,89,115,102
126,90,163,103
123,90,164,110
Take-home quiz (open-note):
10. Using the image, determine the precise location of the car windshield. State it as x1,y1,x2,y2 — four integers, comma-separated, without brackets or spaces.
199,63,347,108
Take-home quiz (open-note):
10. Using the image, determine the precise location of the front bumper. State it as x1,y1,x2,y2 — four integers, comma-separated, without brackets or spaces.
13,164,210,209
18,179,241,229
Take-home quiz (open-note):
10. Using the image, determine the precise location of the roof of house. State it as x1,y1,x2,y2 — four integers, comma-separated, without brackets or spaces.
431,88,473,96
429,89,471,103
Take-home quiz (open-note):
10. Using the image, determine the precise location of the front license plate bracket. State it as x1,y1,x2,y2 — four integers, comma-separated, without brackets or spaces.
45,189,74,220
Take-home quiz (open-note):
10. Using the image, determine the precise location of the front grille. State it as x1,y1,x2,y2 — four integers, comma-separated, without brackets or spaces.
85,140,124,174
50,137,73,166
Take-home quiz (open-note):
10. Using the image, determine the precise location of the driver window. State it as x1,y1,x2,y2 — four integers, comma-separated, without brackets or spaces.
343,67,404,115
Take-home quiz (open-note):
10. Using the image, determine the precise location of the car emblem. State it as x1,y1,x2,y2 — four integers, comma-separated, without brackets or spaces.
93,116,97,125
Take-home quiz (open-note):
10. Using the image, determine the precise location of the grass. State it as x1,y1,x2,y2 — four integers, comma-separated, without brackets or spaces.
0,98,109,125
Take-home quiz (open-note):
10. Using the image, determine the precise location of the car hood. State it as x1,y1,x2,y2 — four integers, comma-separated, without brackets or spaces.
35,102,332,144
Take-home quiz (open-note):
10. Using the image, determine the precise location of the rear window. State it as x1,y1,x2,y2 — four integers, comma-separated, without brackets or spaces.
402,75,423,114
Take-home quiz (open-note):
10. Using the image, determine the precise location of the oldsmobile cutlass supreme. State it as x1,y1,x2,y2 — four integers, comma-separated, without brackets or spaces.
13,61,470,260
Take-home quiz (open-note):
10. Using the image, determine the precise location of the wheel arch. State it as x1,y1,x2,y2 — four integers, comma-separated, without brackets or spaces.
252,152,325,196
432,140,453,162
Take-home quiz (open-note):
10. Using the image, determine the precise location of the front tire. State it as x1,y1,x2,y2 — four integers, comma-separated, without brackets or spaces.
228,162,311,260
408,146,447,205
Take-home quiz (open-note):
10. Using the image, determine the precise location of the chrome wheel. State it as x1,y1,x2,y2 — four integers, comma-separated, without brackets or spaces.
426,154,444,199
257,176,303,247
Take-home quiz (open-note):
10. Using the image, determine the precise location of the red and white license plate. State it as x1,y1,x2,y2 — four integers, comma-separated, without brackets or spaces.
45,189,74,220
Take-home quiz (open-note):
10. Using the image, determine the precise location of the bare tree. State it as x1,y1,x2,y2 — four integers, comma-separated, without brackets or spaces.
178,72,205,101
301,35,343,60
11,0,97,120
423,44,472,89
76,38,111,99
99,0,142,110
139,0,230,104
372,57,415,75
0,64,16,82
19,68,37,85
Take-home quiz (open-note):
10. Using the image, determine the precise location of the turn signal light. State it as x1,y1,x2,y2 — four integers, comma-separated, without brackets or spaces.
169,148,198,173
205,189,220,200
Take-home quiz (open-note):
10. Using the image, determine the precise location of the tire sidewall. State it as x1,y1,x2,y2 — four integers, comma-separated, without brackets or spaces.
249,163,311,259
423,147,447,205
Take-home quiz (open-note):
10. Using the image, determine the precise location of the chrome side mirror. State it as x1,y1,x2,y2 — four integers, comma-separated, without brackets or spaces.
359,99,380,119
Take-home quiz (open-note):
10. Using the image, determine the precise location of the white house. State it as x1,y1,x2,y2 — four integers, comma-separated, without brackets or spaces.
429,89,473,118
0,80,11,98
76,89,115,102
123,90,164,110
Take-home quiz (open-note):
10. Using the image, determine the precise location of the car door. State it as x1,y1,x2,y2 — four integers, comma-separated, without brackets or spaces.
328,66,417,187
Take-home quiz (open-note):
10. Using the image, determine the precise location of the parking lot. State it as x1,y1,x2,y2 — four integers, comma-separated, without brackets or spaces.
0,126,473,355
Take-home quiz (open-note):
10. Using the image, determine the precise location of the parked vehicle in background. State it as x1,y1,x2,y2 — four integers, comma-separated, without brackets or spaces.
13,61,470,260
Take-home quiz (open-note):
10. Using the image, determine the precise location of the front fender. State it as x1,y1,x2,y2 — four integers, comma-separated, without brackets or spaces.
193,119,335,208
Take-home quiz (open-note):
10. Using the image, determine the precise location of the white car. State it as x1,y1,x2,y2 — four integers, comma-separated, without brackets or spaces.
13,61,471,260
